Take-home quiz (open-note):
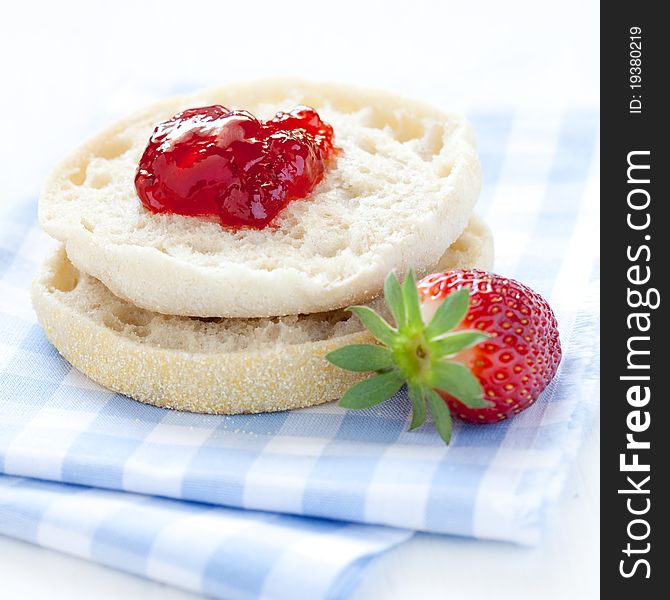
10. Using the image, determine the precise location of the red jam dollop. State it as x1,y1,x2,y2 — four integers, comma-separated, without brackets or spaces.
135,105,338,229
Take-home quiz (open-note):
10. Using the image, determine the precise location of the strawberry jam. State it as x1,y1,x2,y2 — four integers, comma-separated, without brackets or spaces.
135,105,337,228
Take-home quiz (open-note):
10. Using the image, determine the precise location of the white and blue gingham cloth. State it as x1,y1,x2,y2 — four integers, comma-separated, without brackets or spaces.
0,108,599,599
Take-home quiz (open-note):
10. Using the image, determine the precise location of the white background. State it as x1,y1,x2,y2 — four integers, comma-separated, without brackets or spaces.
0,1,599,598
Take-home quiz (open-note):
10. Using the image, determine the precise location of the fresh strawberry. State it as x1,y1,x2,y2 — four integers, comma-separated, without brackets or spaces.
326,269,561,444
417,269,562,423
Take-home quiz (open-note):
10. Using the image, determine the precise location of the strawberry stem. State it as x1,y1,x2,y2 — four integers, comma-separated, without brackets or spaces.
325,270,494,445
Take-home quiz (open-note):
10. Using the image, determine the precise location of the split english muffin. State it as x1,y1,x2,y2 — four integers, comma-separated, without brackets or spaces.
34,79,492,414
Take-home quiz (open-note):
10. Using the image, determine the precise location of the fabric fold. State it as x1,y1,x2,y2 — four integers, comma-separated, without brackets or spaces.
0,475,410,600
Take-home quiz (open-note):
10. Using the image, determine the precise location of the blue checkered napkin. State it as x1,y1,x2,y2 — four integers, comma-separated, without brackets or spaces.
0,475,411,599
0,107,599,566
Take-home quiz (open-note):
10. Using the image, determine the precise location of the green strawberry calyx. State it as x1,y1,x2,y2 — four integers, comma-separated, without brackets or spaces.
325,270,493,444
